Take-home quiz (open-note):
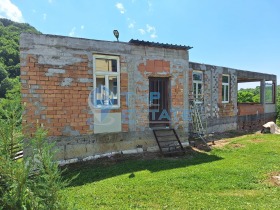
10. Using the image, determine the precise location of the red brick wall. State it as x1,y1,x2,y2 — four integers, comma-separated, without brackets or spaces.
21,54,128,136
237,103,264,116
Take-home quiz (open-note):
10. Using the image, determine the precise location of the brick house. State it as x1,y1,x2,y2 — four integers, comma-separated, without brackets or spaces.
20,33,277,162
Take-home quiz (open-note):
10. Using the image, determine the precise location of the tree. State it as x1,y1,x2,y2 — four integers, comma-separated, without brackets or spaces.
238,91,255,103
0,64,8,83
0,77,19,98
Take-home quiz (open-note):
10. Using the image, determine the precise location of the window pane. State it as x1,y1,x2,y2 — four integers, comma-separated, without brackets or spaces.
198,83,202,95
222,75,229,83
96,76,106,105
265,83,273,103
226,85,229,101
108,76,118,105
193,83,197,96
193,72,202,81
96,58,118,72
222,85,225,101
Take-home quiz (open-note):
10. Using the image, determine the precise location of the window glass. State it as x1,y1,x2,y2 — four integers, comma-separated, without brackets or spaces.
96,58,118,72
193,83,197,95
222,85,225,101
193,72,202,81
96,76,106,105
198,83,202,95
108,76,118,105
265,83,273,103
225,85,229,101
93,55,120,108
222,75,229,83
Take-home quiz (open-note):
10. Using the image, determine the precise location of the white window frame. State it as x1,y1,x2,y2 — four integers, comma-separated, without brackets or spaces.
93,54,120,109
192,71,203,103
222,74,230,103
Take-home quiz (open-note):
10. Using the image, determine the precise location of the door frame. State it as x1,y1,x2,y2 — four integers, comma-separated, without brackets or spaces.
148,77,170,128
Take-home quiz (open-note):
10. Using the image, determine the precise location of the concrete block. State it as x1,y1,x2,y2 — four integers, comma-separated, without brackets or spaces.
45,68,65,76
61,78,73,86
65,144,86,159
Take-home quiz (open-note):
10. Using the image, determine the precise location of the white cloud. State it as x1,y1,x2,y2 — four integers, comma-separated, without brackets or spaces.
43,13,47,20
146,24,155,33
150,33,157,39
146,24,157,38
127,18,136,29
138,29,146,35
69,27,76,37
0,0,24,22
138,24,157,38
81,25,84,30
48,0,53,3
115,3,125,14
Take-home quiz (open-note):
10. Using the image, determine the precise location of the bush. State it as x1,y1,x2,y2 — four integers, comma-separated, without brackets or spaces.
0,101,70,209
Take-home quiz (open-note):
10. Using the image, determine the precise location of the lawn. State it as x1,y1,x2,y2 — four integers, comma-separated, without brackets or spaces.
62,133,280,209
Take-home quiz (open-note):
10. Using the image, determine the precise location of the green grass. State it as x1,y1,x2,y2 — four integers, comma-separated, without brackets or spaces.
62,133,280,209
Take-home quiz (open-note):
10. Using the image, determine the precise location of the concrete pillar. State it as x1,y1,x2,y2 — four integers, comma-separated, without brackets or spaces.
273,80,277,103
260,79,266,105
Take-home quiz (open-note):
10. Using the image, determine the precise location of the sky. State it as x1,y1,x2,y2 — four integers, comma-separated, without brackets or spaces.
0,0,280,89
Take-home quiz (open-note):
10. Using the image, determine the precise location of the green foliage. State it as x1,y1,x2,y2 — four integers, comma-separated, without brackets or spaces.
0,77,19,98
0,63,8,83
6,63,20,78
0,18,39,77
0,17,40,112
238,91,254,103
238,87,260,103
276,85,280,122
0,97,70,209
0,127,70,209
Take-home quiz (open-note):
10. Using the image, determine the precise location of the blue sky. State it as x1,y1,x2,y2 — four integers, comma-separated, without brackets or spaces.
0,0,280,88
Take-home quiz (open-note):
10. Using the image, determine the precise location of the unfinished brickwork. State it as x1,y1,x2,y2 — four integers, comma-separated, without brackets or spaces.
20,33,277,162
20,33,189,162
189,62,277,132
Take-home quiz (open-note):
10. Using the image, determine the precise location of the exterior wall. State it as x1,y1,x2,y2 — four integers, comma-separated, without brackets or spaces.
20,33,189,161
189,62,238,132
20,33,277,162
238,103,264,116
189,61,277,133
237,113,276,131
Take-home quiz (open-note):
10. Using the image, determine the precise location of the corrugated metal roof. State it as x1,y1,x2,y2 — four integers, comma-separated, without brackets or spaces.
129,39,193,50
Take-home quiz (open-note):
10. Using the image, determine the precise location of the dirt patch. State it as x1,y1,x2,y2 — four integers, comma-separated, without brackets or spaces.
269,172,280,186
250,139,264,143
211,139,230,148
229,143,245,148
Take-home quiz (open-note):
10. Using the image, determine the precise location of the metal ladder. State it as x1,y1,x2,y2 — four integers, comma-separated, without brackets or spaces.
189,96,211,149
153,129,185,155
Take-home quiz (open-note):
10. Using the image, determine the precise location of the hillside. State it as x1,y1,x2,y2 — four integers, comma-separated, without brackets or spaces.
0,18,40,98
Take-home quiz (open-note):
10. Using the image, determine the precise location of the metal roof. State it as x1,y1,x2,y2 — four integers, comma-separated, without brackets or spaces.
129,39,193,50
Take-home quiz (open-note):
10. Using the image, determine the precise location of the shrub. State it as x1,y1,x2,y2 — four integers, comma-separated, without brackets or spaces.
0,101,70,209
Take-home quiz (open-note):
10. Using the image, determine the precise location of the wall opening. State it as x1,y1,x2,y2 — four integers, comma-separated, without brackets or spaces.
238,81,260,103
265,81,275,103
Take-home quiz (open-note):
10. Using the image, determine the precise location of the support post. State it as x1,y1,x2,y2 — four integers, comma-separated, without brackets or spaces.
260,79,266,105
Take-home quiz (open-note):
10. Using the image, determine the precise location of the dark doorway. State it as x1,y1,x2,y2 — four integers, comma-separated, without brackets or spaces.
149,77,170,128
